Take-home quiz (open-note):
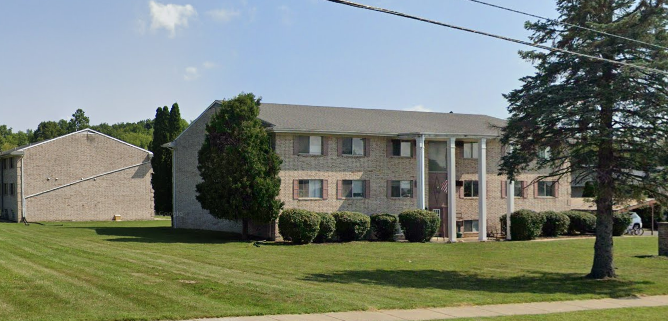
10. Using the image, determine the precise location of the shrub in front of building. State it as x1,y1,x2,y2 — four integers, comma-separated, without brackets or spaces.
613,212,633,236
398,209,440,243
332,211,371,242
314,212,335,243
562,211,596,235
541,211,570,237
278,209,321,244
370,214,398,241
510,209,546,241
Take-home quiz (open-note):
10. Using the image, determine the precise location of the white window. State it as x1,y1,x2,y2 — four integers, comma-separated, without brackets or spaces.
464,220,479,232
297,136,323,155
342,138,365,156
342,180,366,198
463,143,479,159
391,180,413,198
463,180,479,197
299,179,323,198
391,140,412,157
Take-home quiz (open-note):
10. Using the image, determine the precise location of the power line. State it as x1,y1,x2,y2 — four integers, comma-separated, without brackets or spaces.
466,0,668,51
325,0,668,76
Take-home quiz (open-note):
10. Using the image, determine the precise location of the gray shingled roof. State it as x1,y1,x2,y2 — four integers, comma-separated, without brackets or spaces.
249,103,506,137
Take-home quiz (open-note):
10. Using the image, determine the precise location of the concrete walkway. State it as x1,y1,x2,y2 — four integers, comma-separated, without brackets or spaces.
181,295,668,321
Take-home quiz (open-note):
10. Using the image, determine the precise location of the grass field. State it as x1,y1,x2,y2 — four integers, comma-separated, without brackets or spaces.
0,220,666,321
448,306,668,321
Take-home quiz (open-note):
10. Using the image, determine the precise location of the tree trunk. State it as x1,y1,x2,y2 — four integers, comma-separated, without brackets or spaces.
589,185,616,279
242,218,249,241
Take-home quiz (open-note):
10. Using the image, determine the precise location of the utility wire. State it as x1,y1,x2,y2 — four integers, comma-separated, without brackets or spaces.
325,0,668,76
466,0,668,51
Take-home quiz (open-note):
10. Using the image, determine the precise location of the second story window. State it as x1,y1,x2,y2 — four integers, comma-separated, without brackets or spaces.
341,180,367,198
513,181,525,197
463,180,479,198
538,147,551,160
463,143,479,159
296,136,323,155
342,138,365,156
391,140,412,157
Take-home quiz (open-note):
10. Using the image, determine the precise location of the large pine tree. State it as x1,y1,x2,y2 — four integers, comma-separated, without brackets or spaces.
196,93,283,240
151,106,171,215
501,0,668,279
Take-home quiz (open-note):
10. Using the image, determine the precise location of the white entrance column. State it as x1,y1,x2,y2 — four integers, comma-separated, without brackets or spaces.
506,180,514,240
447,137,457,243
416,135,426,210
478,139,487,241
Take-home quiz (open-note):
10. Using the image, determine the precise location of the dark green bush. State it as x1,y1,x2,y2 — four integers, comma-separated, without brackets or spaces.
563,211,596,235
331,211,370,242
370,214,398,241
398,209,441,242
510,209,545,241
278,209,320,244
541,211,570,237
613,212,633,236
314,212,335,243
500,214,508,234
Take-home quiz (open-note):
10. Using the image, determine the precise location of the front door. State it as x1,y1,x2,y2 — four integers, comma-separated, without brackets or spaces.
428,141,449,237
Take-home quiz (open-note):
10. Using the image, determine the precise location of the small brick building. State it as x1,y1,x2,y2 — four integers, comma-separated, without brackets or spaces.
169,102,571,241
0,129,154,222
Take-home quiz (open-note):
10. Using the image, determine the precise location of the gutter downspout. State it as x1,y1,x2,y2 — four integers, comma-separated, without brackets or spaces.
20,156,26,223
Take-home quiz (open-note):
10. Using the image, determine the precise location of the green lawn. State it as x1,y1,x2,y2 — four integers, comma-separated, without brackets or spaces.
0,220,666,321
448,306,668,321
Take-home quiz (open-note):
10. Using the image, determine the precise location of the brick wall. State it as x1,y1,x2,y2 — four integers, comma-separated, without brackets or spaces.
1,157,21,222
20,131,154,222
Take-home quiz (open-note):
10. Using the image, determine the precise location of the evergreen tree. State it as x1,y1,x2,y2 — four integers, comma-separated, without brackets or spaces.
501,0,668,279
168,103,184,140
196,93,283,239
150,106,171,215
68,109,90,132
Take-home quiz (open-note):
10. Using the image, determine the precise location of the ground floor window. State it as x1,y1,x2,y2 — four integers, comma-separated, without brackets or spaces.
464,220,479,232
299,179,323,198
513,181,525,197
463,180,479,197
341,180,366,198
537,181,556,197
390,180,413,198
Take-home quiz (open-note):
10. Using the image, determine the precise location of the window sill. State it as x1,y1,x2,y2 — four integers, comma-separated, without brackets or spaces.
461,197,479,199
298,153,324,157
338,197,367,200
535,196,557,199
389,197,413,200
340,154,365,158
389,156,413,159
297,198,325,201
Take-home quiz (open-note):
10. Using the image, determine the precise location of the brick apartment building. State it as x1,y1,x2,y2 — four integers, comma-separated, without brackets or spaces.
168,102,571,241
0,129,154,222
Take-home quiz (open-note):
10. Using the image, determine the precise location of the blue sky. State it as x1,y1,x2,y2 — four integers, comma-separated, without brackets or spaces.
0,0,558,131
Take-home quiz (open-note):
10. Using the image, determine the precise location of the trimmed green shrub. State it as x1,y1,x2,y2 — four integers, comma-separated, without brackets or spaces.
314,212,335,243
278,209,320,244
541,211,570,237
563,211,596,235
398,209,441,243
510,209,546,241
331,211,370,242
613,212,633,236
370,214,398,241
500,214,508,234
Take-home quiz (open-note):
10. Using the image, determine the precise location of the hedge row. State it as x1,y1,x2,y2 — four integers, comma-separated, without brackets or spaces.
500,210,634,240
279,209,440,244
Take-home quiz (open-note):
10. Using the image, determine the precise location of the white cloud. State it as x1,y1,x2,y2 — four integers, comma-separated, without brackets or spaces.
149,1,197,38
404,105,433,112
202,61,218,69
278,5,293,25
183,67,199,81
206,8,240,22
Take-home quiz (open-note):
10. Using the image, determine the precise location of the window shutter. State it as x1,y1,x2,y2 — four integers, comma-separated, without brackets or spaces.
459,185,464,199
411,180,415,198
387,139,393,157
322,137,329,156
554,181,559,198
534,182,538,198
387,180,392,198
365,180,371,198
501,181,507,199
322,180,328,200
293,136,299,155
412,141,416,158
364,138,371,157
337,138,343,156
522,181,528,199
337,180,343,199
293,180,299,199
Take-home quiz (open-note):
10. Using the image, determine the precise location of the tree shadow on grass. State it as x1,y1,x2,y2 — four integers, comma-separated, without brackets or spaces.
75,226,243,244
303,269,650,297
